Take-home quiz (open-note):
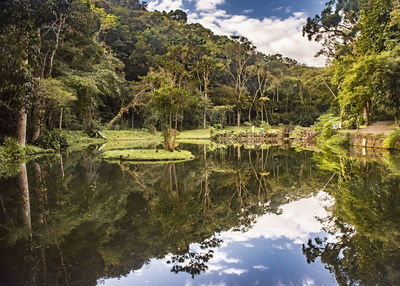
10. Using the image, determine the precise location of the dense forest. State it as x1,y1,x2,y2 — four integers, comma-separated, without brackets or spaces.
0,0,399,148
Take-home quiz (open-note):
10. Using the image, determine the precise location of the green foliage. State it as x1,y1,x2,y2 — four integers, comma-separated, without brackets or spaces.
33,129,68,150
383,128,400,149
314,113,341,141
260,122,272,133
0,137,25,178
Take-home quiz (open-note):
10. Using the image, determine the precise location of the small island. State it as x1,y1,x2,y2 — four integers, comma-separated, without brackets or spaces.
102,149,195,163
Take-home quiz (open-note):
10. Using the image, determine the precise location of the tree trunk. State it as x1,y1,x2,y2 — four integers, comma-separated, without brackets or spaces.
363,102,370,126
48,15,65,77
59,107,63,130
203,85,208,129
18,163,31,230
131,108,134,129
171,108,179,151
32,98,41,142
17,106,27,146
261,103,264,125
237,110,241,127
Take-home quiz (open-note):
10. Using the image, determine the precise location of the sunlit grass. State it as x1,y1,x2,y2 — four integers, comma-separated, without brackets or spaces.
103,130,161,141
102,149,195,162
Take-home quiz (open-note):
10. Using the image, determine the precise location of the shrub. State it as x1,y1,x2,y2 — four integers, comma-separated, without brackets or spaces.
213,123,223,130
314,113,340,141
0,137,25,178
260,122,272,133
34,129,68,150
383,128,400,149
209,126,215,136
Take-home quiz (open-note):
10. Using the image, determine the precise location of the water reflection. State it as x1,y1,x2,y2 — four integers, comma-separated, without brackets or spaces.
0,144,399,285
303,150,400,285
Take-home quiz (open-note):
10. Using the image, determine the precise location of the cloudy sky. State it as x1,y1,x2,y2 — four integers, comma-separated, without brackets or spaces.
147,0,327,67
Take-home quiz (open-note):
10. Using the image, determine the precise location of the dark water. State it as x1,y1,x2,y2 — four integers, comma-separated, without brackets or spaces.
1,144,400,286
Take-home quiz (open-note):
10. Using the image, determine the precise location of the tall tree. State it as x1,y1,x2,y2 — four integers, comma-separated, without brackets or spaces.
224,36,256,126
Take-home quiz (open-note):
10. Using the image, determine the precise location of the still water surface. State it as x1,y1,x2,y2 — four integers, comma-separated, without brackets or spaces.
1,144,399,285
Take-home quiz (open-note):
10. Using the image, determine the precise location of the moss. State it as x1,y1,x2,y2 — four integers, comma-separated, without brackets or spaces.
102,149,195,162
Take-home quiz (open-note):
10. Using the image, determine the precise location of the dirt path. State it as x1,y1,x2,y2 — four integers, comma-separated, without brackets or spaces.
339,121,397,135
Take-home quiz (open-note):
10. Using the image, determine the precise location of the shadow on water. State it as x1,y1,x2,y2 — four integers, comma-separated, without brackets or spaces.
0,144,400,285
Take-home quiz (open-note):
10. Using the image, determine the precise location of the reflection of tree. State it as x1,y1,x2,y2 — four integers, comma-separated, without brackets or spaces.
304,154,400,285
167,237,223,278
0,145,332,285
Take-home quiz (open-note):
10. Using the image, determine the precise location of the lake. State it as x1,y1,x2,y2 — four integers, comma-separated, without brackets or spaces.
1,143,399,285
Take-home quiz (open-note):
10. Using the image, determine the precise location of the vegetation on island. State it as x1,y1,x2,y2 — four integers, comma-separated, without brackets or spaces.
102,149,195,162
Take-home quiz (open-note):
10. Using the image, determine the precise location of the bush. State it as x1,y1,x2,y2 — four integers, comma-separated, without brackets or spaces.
34,129,68,150
314,113,341,141
383,128,400,149
0,137,25,178
209,126,215,136
260,122,272,132
213,123,223,130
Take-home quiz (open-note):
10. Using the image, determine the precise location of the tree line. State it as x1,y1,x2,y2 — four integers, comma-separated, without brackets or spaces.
0,0,334,147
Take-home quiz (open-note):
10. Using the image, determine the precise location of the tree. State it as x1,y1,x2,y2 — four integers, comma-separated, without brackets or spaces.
36,78,76,130
224,36,256,126
152,84,191,151
193,40,222,129
303,0,360,57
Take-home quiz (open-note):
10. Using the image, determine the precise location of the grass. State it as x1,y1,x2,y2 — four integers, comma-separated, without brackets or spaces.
102,149,195,162
24,145,55,155
103,130,161,141
177,129,211,139
60,130,106,145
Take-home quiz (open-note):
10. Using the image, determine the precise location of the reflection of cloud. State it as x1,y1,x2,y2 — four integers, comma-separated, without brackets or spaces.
253,265,269,271
210,250,240,264
222,268,248,275
302,277,315,286
200,283,226,286
243,243,254,248
220,193,331,244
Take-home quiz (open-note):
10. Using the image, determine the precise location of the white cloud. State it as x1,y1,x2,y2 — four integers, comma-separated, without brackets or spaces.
188,10,326,66
146,0,326,65
147,0,184,11
195,0,225,11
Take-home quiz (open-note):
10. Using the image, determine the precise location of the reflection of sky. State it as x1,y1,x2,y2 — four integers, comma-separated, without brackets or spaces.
98,193,337,286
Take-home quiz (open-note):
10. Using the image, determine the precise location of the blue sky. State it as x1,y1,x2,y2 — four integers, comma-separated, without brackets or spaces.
147,0,327,66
